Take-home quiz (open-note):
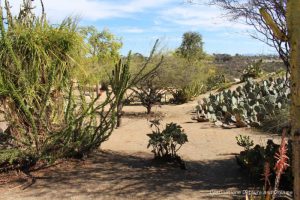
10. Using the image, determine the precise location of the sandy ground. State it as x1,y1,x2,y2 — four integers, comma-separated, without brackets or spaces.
0,94,279,200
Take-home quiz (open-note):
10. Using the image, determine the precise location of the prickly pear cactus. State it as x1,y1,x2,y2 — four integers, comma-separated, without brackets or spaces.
193,77,290,128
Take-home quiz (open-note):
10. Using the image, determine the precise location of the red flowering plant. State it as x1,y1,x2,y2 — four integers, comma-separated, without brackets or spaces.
272,130,290,200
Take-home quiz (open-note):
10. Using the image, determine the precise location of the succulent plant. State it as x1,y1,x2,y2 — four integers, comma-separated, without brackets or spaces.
193,77,290,128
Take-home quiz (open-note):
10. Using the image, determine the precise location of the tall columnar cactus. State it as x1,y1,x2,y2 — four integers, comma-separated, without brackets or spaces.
109,40,163,127
261,2,300,199
110,59,131,128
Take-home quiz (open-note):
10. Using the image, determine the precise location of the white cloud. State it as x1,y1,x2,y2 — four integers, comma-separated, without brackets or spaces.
151,26,172,33
120,27,145,33
159,4,251,31
4,0,174,22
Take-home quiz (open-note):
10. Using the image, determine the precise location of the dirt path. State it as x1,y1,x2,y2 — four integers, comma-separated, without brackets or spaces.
0,95,278,200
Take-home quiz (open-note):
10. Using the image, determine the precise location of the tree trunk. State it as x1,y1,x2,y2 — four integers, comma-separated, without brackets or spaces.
146,104,152,114
96,84,99,96
287,1,300,199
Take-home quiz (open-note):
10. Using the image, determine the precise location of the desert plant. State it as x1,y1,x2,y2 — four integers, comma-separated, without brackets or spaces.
194,77,291,129
236,135,254,151
241,60,264,82
110,58,131,128
183,81,205,99
170,82,204,104
0,0,82,156
147,119,188,168
0,0,128,170
206,74,226,91
243,131,292,200
133,75,164,114
110,41,163,127
235,131,293,192
170,89,189,104
260,106,291,134
272,131,290,200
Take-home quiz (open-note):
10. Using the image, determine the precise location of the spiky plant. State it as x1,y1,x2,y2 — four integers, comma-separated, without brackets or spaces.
0,0,128,170
109,40,163,127
0,0,82,155
272,130,290,200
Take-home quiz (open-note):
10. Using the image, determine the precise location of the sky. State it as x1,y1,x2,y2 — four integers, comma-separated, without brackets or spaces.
7,0,276,56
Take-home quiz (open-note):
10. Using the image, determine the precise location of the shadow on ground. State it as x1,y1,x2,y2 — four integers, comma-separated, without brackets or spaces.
3,150,251,200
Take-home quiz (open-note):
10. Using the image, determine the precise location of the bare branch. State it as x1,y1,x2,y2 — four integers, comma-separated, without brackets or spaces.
208,0,289,71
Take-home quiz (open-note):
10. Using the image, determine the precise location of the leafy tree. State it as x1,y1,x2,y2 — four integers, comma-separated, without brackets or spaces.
176,31,204,62
157,54,201,88
80,26,122,64
78,26,122,86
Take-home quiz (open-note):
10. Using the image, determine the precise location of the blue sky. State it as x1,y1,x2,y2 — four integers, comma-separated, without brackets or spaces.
8,0,276,56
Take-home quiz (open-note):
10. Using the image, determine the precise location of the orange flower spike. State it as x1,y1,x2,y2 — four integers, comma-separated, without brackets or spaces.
274,129,289,175
262,162,271,189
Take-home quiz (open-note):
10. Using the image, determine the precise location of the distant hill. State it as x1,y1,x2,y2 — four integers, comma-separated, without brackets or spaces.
213,54,285,81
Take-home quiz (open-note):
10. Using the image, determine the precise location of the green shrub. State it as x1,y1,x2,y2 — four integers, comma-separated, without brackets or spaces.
206,74,226,91
235,135,293,190
0,148,36,172
183,82,205,99
147,119,188,168
170,90,189,104
170,82,204,104
259,106,291,134
236,135,254,150
241,60,263,82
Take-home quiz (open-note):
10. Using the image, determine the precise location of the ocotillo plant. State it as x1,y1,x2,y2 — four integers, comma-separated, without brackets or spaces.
0,0,129,170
